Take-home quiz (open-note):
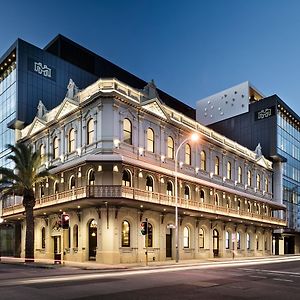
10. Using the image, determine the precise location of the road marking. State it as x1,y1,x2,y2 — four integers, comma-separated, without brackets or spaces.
273,278,293,282
249,275,267,279
241,268,300,277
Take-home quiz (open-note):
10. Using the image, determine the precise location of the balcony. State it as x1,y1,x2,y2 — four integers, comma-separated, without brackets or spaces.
2,185,286,226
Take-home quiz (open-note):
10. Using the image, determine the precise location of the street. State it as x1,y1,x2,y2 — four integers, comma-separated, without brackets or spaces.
1,257,300,299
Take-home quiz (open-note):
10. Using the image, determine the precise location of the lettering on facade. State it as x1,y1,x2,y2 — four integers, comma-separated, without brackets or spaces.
255,106,275,121
28,57,56,81
34,62,52,78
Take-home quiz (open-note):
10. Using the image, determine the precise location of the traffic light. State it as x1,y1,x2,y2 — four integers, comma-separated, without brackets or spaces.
140,221,148,235
61,213,70,229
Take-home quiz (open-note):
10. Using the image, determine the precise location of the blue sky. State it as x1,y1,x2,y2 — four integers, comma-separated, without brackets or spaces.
1,0,300,112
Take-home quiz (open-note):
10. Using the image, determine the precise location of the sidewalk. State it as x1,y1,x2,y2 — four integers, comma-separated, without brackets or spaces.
1,255,298,271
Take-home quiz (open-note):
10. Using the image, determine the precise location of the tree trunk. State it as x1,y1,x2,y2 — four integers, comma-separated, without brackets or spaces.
23,190,35,262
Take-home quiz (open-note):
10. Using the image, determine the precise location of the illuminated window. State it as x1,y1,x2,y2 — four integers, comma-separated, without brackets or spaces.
215,156,220,175
264,178,269,192
225,231,230,249
69,175,75,189
122,169,131,187
41,227,45,249
53,137,59,159
147,128,155,153
185,144,191,165
73,225,78,248
199,228,204,248
87,119,94,145
40,144,46,164
227,161,232,179
247,170,252,186
200,150,206,171
256,174,261,190
167,136,174,159
122,220,130,247
166,181,173,196
238,166,242,183
88,169,95,185
184,185,190,200
237,232,241,249
246,233,250,250
183,226,190,248
146,176,154,192
68,128,75,152
123,118,132,145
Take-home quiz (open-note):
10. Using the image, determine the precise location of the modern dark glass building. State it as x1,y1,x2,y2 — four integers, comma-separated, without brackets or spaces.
197,82,300,254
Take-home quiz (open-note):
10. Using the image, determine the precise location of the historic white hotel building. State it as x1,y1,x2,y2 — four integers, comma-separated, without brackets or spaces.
2,78,286,263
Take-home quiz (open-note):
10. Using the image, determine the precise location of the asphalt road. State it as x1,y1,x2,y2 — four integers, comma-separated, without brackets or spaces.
1,257,300,300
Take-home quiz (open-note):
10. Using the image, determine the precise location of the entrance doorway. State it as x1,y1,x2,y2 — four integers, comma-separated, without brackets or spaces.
89,219,97,260
213,229,219,257
166,228,172,258
53,236,61,262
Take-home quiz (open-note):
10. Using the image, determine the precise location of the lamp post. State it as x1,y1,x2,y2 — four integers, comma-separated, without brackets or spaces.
0,217,4,261
175,133,199,263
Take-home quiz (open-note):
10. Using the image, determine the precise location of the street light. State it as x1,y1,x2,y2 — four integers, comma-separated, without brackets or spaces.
175,133,199,263
0,217,4,262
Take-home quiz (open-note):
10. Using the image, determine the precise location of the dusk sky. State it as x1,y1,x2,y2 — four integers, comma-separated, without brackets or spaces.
1,0,300,113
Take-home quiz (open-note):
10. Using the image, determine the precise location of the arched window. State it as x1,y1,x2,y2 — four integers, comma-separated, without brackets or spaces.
184,185,190,200
41,227,45,249
122,220,130,247
185,144,191,165
225,231,230,249
53,137,59,159
68,128,75,152
73,224,78,248
183,226,190,248
166,181,173,196
200,189,205,202
246,233,250,250
238,166,242,183
146,176,154,192
87,119,94,145
237,199,241,211
40,144,46,164
215,156,220,175
123,118,132,145
69,175,75,189
237,232,241,249
256,234,259,250
256,174,261,190
215,194,219,206
145,223,153,247
247,202,251,212
200,150,206,171
54,181,59,194
227,161,232,180
199,228,204,248
247,170,252,186
167,136,174,159
147,128,155,153
88,169,95,185
122,169,131,187
264,177,269,192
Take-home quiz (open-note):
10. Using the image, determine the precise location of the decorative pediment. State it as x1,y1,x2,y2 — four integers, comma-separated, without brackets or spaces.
55,99,79,120
27,117,46,136
142,99,168,120
256,156,272,170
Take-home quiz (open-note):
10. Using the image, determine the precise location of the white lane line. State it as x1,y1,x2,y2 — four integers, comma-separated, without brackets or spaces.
249,275,267,279
273,278,293,282
241,268,300,276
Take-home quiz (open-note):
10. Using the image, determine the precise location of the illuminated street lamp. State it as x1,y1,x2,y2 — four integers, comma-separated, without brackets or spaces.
175,133,199,263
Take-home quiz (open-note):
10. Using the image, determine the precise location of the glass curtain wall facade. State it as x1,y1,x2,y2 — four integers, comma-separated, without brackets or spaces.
277,110,300,231
0,60,16,169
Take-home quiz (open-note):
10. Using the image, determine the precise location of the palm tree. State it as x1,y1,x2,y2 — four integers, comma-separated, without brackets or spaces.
0,143,55,262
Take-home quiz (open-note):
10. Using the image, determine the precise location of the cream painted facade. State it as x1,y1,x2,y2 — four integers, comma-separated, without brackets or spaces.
3,78,286,264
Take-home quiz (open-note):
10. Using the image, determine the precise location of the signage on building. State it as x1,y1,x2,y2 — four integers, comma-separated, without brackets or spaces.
28,58,56,81
255,106,275,121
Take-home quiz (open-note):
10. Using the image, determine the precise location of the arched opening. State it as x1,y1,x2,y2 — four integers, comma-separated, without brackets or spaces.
184,185,190,200
200,150,206,171
122,169,132,187
69,175,75,189
54,181,59,194
199,228,204,248
183,226,190,248
145,223,153,247
166,181,173,196
68,128,75,152
146,175,154,192
200,189,205,202
147,128,155,153
88,219,97,260
41,227,45,249
121,220,130,247
123,118,132,145
88,169,95,185
73,224,78,248
167,136,174,159
213,229,219,257
53,137,59,159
